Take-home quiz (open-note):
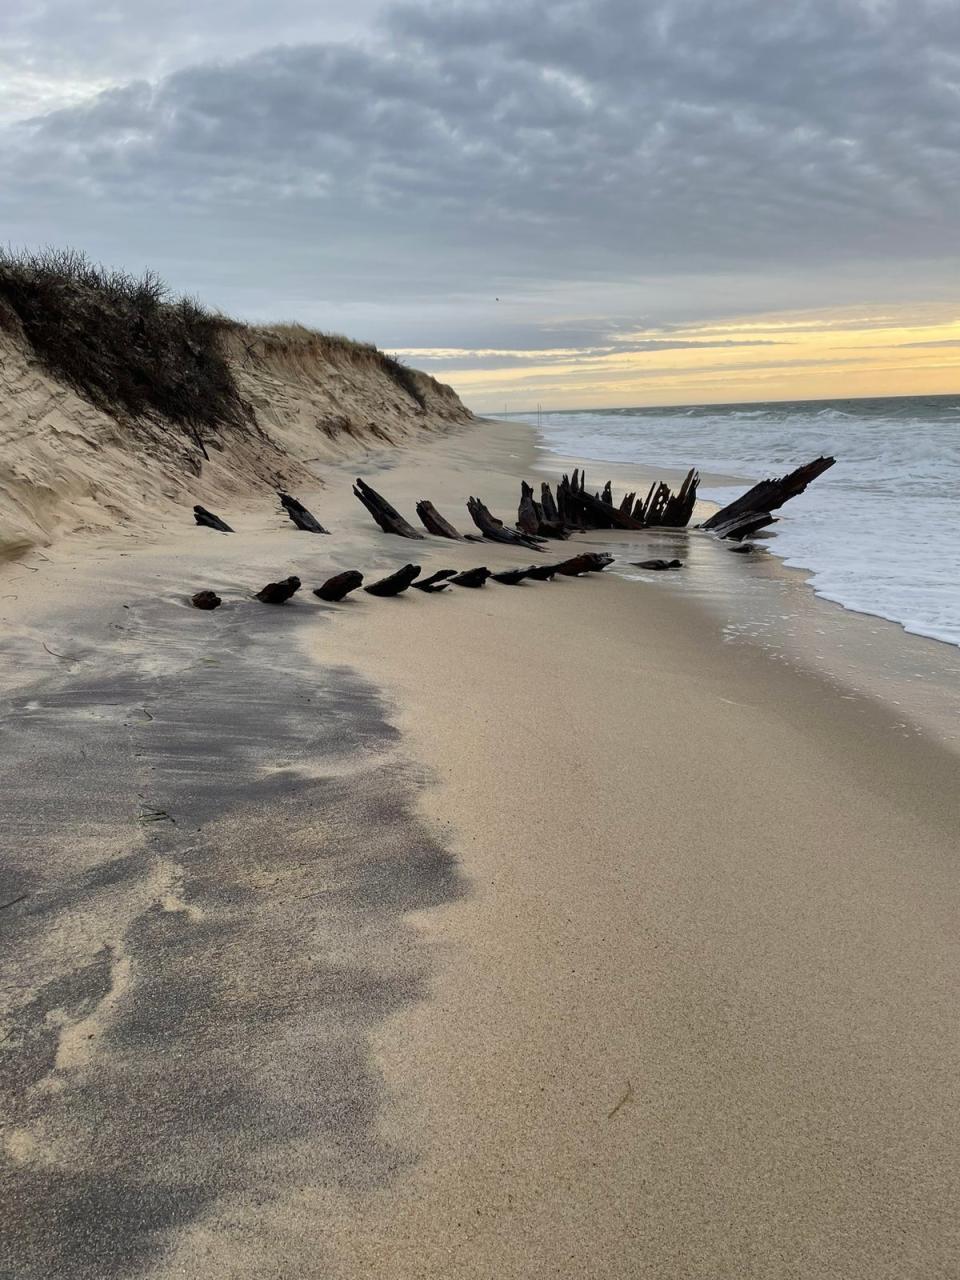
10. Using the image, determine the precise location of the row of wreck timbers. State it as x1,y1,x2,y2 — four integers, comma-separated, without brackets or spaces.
345,456,836,550
192,456,836,550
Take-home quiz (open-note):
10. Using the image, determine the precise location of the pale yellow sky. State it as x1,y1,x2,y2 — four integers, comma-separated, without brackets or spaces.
402,304,960,412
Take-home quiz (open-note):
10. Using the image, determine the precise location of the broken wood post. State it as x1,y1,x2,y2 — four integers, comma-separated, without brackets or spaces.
659,469,700,527
191,590,222,609
313,571,363,601
541,483,561,525
364,564,422,596
256,576,301,604
415,500,464,539
279,492,329,533
451,567,491,588
353,478,424,539
193,505,233,532
517,481,540,536
702,456,835,539
412,569,457,592
467,497,545,551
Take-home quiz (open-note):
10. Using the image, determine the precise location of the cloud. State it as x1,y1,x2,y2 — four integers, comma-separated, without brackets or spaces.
1,0,958,384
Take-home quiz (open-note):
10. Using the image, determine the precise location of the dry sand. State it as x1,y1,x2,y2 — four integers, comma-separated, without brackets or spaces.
3,416,960,1279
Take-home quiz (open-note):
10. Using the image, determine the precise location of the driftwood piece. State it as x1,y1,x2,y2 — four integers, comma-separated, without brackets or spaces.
191,590,222,610
556,553,615,576
364,564,422,596
451,567,490,588
256,576,301,604
412,569,457,592
467,497,545,551
354,479,424,539
632,558,683,571
279,492,329,533
415,501,463,539
702,457,835,538
314,571,363,601
491,567,530,585
193,505,233,532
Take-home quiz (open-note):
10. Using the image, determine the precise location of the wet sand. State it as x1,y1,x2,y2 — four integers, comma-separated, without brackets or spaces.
3,416,960,1278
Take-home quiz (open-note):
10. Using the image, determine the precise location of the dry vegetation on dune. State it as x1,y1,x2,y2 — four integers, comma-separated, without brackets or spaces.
0,248,248,448
0,249,440,437
239,322,430,410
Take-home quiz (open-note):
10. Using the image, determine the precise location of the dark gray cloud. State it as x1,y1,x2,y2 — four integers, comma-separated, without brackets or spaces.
1,0,958,360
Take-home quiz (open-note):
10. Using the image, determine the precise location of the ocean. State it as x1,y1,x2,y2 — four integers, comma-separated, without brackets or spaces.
518,394,960,648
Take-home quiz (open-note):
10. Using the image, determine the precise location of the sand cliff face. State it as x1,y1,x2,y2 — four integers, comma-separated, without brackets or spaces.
0,318,470,557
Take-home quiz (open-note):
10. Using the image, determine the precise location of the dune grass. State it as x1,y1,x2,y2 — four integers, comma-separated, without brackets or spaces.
0,247,248,446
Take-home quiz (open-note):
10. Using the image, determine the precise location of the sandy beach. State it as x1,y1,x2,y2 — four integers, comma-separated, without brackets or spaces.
3,414,960,1279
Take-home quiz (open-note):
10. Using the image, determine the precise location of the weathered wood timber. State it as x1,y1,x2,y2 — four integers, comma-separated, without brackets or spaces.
660,468,700,527
467,497,545,550
518,481,569,539
562,484,646,530
633,558,683,570
256,576,301,604
451,567,491,588
541,483,561,525
412,569,457,592
702,456,835,539
415,500,464,539
279,492,329,533
517,482,540,536
353,478,424,539
556,552,615,576
191,590,222,609
193,504,233,532
706,511,778,540
524,562,561,580
314,571,363,601
491,567,530,584
364,564,422,596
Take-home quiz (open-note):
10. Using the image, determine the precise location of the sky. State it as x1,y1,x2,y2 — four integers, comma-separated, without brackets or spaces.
2,0,959,411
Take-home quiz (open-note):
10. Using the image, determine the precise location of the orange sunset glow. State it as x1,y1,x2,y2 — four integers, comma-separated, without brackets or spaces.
405,305,960,412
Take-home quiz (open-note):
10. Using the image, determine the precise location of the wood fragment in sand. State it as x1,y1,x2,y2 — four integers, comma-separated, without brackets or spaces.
415,500,464,539
191,590,222,610
467,497,545,550
364,564,422,596
353,479,424,539
450,567,491,588
412,569,457,592
193,505,233,532
255,576,301,604
314,571,363,601
279,492,329,534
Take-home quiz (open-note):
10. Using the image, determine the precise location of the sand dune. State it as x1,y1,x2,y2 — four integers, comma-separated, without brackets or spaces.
0,317,469,560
